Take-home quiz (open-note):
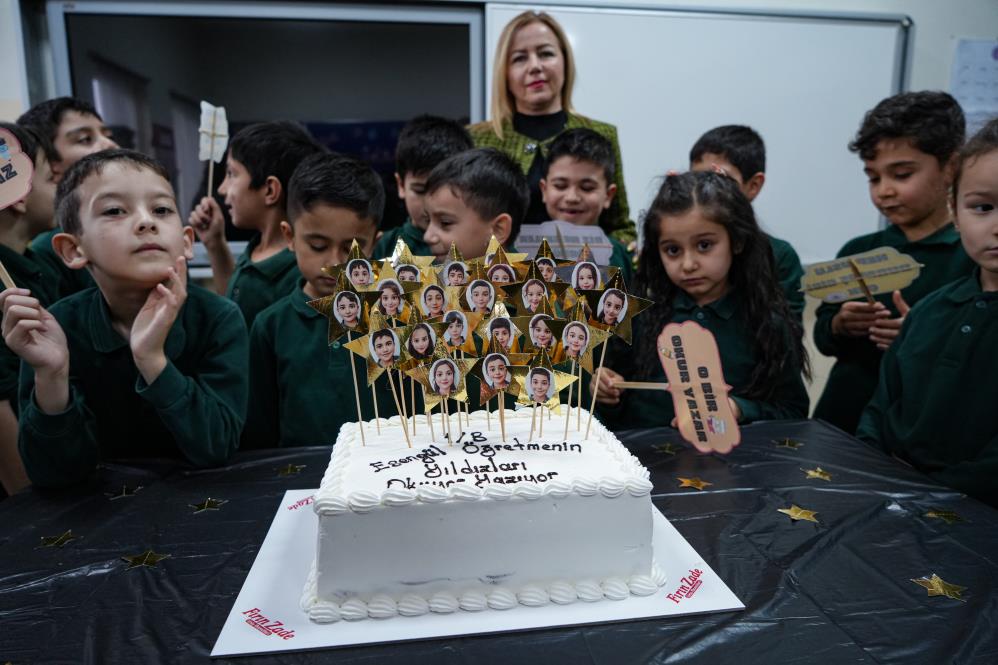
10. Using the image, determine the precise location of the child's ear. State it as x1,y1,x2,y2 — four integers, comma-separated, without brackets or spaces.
181,225,196,261
280,220,295,250
539,178,548,202
394,172,406,199
263,175,283,207
603,183,618,209
942,154,959,186
52,232,88,270
743,172,765,202
488,213,513,245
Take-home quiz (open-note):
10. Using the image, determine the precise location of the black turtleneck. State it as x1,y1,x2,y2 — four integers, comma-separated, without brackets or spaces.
513,111,568,224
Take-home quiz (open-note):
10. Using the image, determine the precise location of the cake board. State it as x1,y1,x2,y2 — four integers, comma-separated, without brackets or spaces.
211,489,744,657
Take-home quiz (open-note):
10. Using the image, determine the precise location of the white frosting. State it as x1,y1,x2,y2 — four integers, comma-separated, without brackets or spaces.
302,408,666,622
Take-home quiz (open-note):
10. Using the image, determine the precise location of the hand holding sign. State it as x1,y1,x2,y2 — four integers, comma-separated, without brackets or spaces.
0,128,34,212
658,322,740,454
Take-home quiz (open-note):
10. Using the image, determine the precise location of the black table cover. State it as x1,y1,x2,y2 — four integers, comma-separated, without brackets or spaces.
2,419,996,664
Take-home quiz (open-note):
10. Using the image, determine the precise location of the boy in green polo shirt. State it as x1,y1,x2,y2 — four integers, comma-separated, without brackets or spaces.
189,121,324,328
813,92,973,433
0,150,248,488
372,115,472,260
689,124,805,320
857,117,998,507
245,152,400,447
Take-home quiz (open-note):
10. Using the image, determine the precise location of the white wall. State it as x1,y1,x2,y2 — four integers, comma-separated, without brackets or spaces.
0,0,29,120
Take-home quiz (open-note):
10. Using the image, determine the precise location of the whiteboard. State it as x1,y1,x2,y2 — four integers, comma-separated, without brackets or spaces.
485,4,908,264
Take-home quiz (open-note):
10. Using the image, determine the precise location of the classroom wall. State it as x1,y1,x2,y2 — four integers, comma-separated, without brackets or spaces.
0,0,29,121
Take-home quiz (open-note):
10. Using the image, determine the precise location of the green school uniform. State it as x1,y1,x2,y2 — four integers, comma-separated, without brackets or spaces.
813,223,972,433
609,236,635,286
227,235,301,329
856,272,998,507
768,234,805,321
18,284,248,488
244,283,404,448
0,245,62,406
599,290,809,430
372,218,431,260
29,228,96,299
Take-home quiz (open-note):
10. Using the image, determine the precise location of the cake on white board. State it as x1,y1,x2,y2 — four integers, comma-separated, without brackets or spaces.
301,407,666,622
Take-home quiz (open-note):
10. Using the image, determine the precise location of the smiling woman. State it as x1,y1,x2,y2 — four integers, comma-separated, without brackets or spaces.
469,11,632,241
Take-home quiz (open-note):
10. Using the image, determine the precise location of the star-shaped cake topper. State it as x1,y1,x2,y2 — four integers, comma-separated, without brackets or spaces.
677,476,712,491
777,504,819,523
911,574,966,601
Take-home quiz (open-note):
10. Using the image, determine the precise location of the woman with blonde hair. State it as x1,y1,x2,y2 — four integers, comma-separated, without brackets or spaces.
469,10,631,239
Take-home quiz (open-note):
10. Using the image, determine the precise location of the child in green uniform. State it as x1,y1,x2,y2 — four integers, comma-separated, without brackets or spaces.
0,123,61,494
813,92,973,433
594,171,809,429
371,115,473,260
244,152,396,448
689,125,804,320
539,128,634,284
189,121,324,328
1,150,248,488
857,117,998,507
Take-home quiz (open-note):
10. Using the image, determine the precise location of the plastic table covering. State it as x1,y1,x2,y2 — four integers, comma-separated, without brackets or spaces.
1,419,996,664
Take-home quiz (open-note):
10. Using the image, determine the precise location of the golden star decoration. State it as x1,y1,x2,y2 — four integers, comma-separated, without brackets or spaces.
277,464,306,477
405,349,477,412
911,574,967,601
653,442,682,456
803,467,832,481
504,261,569,314
322,239,379,290
677,476,712,490
121,550,170,569
925,509,965,525
431,309,484,356
344,311,408,385
387,238,435,270
105,484,143,500
481,235,528,265
307,270,367,343
190,498,228,514
513,348,578,412
576,272,652,345
562,297,612,373
778,505,819,523
774,438,805,450
38,530,80,548
473,337,530,406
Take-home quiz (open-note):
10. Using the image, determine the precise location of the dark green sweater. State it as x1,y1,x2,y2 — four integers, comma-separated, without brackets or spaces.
18,284,248,488
226,235,300,329
372,218,431,260
29,228,96,299
857,272,998,507
768,234,805,322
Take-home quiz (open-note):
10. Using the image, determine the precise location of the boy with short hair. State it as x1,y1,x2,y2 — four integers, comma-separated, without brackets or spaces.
423,148,530,261
189,121,324,328
689,124,804,318
372,115,473,259
245,152,397,447
0,150,248,488
539,128,633,284
813,91,973,433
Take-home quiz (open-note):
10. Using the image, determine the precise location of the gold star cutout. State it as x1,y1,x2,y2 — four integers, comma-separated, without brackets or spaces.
653,442,681,456
925,510,965,525
774,438,804,450
121,550,170,569
911,574,966,601
105,484,143,500
778,505,819,523
190,498,228,514
677,477,712,491
803,467,832,481
38,530,80,548
277,464,306,477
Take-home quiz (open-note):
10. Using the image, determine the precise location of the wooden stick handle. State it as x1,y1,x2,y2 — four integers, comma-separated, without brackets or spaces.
848,259,876,305
611,381,671,391
0,260,16,290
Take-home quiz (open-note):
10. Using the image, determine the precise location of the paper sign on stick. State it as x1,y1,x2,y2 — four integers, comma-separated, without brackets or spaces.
801,246,922,303
0,128,34,212
198,101,228,198
658,322,740,454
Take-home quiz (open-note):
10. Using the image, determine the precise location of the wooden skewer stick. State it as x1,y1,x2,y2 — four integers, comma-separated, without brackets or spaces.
848,258,877,305
529,401,537,442
564,360,575,441
427,396,436,442
0,260,16,290
439,401,446,444
539,399,544,437
576,361,583,431
611,381,671,391
207,110,217,198
499,391,506,442
486,394,491,430
409,376,416,435
585,341,610,438
345,332,365,446
371,381,381,434
386,370,411,448
443,397,452,446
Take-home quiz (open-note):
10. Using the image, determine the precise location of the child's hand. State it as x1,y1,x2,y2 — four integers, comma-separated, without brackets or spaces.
131,257,188,385
590,367,625,406
830,300,889,337
0,288,69,376
189,196,225,250
868,291,911,351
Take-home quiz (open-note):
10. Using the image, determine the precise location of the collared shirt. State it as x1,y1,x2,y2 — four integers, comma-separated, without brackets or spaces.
18,284,248,488
226,235,301,329
857,272,998,507
813,222,973,433
372,218,431,260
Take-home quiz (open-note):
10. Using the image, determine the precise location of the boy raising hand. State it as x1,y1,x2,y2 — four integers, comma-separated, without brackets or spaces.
1,150,247,488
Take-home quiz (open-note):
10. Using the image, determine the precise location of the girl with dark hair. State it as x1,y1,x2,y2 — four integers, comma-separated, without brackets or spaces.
594,171,809,428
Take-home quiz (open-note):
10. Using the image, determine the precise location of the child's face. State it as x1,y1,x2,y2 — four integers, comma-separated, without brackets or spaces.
565,324,587,354
538,261,555,281
424,186,507,262
283,204,377,299
424,288,444,315
954,149,998,291
409,327,431,353
71,163,194,288
863,138,952,235
541,156,614,227
398,267,419,282
657,207,733,307
487,358,507,383
602,294,624,324
525,282,546,310
531,320,552,347
396,172,430,231
447,318,464,339
380,288,401,315
490,266,512,284
24,150,57,234
492,326,511,347
434,363,455,393
530,372,550,401
336,294,359,325
374,334,396,365
51,111,117,180
218,156,266,230
471,284,491,310
577,266,597,290
448,267,466,286
350,263,371,286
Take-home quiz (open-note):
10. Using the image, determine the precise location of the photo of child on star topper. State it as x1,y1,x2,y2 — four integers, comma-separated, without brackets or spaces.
445,260,468,286
443,310,468,346
420,284,447,317
563,321,590,359
528,367,556,404
347,258,373,288
332,290,362,328
483,352,512,390
487,316,516,351
529,314,555,350
396,264,420,282
572,261,600,290
536,257,557,282
369,328,400,368
465,279,495,313
405,322,436,360
521,278,549,313
596,288,628,326
376,278,406,317
487,263,516,284
430,358,461,397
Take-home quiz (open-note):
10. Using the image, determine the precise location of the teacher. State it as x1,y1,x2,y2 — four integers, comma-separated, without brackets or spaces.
469,11,633,241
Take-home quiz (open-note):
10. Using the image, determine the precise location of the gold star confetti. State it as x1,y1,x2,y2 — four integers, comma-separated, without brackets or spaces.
677,477,712,491
653,442,682,456
774,438,804,450
803,467,832,481
925,510,965,525
277,464,306,477
105,484,142,500
121,550,170,569
38,530,80,548
190,498,228,514
777,505,819,523
911,574,966,601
